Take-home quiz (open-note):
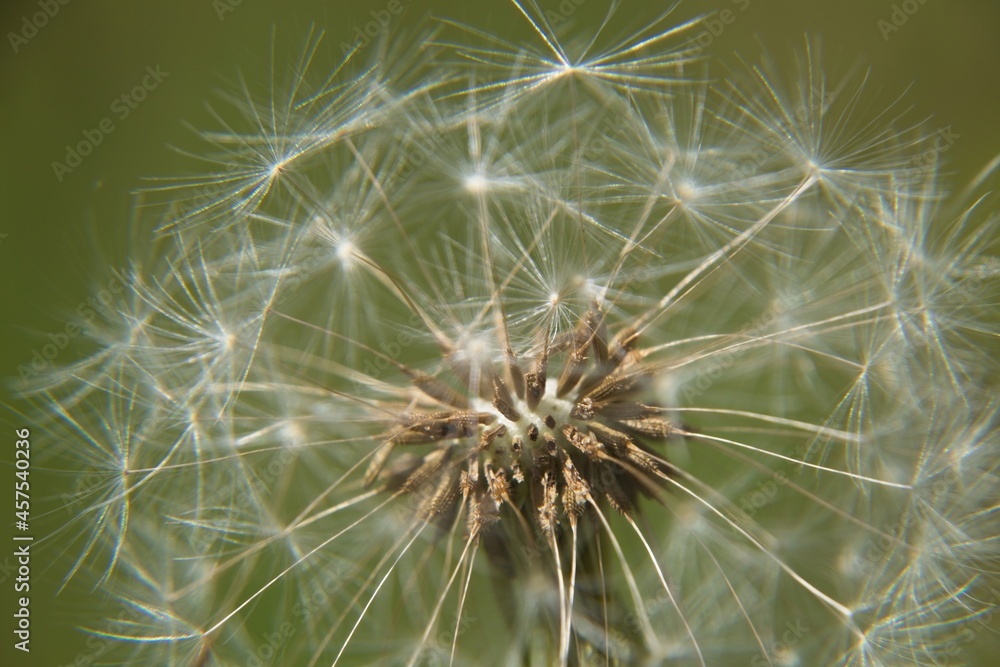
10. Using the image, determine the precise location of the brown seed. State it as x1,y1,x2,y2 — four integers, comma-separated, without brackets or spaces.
392,411,495,445
506,347,526,399
560,458,590,521
608,325,639,363
364,441,396,487
588,421,633,456
524,371,545,410
421,466,461,518
582,372,638,403
537,471,559,537
621,417,674,439
479,423,507,450
556,309,597,396
401,447,454,494
562,424,603,460
593,401,658,421
571,397,595,420
493,378,521,422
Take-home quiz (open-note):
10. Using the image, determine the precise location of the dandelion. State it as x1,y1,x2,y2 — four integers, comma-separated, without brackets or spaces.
30,2,998,666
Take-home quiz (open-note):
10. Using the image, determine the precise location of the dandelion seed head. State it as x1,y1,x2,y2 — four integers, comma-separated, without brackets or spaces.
31,5,999,666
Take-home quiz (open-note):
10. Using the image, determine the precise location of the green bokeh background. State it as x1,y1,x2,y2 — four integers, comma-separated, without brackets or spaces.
1,1,998,665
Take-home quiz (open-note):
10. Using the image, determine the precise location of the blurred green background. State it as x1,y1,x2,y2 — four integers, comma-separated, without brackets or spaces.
1,1,998,664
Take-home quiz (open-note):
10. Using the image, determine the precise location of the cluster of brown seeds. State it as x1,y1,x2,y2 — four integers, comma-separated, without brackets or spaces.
366,306,680,549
